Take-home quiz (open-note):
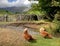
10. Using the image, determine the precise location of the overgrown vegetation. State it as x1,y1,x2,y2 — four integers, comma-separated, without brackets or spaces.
0,0,60,46
26,0,60,36
27,0,60,21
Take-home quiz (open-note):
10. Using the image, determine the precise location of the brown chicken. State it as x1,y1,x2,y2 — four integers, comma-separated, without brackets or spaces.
23,28,34,41
39,27,52,39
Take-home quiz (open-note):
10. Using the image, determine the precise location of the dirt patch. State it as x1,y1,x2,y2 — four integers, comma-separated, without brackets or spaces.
0,28,29,46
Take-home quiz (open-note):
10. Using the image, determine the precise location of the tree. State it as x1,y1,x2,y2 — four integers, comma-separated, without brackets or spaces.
38,0,60,21
30,3,39,11
26,3,41,15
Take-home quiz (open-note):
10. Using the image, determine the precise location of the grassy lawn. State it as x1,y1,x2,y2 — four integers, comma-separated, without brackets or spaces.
0,28,60,46
0,21,60,46
28,21,60,46
29,35,60,46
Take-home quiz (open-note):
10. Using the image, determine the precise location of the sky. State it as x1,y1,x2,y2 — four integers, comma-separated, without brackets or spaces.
0,0,31,8
8,0,17,2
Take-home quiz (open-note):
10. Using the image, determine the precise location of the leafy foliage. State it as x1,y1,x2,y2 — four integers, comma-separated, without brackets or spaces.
28,0,60,21
38,0,60,21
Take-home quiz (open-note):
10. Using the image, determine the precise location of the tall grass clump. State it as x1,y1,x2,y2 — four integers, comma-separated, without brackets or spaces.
52,20,60,35
39,21,60,36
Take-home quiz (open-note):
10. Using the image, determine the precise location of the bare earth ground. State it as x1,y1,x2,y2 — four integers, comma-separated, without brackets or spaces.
0,28,30,46
0,22,41,46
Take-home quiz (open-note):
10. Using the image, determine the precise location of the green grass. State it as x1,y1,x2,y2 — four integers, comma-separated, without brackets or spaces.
0,28,60,46
0,20,50,25
0,9,14,15
29,35,60,46
0,21,60,46
0,21,59,34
